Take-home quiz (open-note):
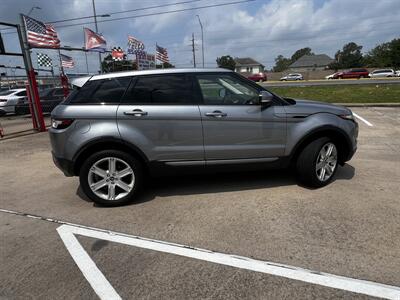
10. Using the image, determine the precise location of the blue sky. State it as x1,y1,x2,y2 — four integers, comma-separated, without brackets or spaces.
0,0,399,75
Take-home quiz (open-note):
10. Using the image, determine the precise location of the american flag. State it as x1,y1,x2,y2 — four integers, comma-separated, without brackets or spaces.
60,54,74,68
156,44,169,63
23,15,60,48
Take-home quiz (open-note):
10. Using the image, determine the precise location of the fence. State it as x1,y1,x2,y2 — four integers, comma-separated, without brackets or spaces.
0,76,62,138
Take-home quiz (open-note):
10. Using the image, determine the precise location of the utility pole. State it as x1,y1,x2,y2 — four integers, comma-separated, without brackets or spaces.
196,15,204,68
92,0,102,73
191,33,196,68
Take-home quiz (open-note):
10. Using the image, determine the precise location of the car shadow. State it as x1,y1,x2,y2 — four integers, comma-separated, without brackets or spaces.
76,164,355,207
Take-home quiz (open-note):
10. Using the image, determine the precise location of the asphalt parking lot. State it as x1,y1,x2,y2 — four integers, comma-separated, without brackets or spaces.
1,107,399,299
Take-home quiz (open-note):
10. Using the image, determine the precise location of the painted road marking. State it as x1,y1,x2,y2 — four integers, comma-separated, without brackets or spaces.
2,208,400,300
353,112,373,127
57,225,400,300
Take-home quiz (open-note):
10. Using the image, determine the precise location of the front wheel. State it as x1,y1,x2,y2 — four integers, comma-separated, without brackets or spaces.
80,150,143,206
296,137,338,188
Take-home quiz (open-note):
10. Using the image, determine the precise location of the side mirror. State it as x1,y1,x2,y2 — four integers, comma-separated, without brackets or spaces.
259,91,274,105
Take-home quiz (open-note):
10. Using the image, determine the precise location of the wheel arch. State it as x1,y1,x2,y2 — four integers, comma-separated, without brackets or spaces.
72,137,149,176
290,126,352,166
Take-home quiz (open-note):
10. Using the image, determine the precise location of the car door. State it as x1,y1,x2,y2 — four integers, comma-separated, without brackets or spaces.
195,73,286,161
117,73,204,163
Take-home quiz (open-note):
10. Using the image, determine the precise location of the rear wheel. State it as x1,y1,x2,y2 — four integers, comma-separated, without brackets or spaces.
296,137,338,188
80,150,143,206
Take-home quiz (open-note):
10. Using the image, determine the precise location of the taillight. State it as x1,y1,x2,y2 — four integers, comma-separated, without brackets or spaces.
51,118,74,129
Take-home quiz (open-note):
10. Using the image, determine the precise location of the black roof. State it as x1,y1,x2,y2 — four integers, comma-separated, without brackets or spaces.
289,54,334,68
234,57,264,67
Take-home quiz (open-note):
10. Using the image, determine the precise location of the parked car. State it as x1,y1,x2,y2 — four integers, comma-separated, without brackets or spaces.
325,73,338,80
15,87,67,115
50,68,358,206
0,88,27,116
332,68,369,79
280,73,303,81
396,70,400,77
368,69,396,78
247,72,267,82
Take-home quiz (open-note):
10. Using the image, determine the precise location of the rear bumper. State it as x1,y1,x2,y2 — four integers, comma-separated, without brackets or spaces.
52,152,75,176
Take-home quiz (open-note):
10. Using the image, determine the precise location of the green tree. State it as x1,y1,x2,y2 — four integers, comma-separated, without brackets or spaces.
272,55,291,72
101,54,137,73
364,38,400,68
290,47,314,63
216,55,236,70
329,42,363,69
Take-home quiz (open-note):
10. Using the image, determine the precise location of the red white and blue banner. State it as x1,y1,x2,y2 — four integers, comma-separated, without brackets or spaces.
127,35,145,55
84,27,107,53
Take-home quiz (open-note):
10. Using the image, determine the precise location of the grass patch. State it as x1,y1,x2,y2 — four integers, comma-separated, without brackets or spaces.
268,84,400,103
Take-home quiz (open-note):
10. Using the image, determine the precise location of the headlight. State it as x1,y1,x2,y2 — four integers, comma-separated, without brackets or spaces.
339,113,355,121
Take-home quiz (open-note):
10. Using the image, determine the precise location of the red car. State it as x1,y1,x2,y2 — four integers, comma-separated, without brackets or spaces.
247,72,267,82
332,68,369,79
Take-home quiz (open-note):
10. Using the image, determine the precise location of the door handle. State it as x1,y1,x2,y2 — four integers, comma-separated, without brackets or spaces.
124,109,148,117
205,111,227,118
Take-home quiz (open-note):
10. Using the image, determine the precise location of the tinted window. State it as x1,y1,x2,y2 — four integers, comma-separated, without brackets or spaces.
68,77,131,104
54,89,64,96
196,74,260,105
123,74,193,104
16,91,27,96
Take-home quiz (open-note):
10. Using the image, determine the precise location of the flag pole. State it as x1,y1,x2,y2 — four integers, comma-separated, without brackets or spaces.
83,28,89,74
18,14,45,131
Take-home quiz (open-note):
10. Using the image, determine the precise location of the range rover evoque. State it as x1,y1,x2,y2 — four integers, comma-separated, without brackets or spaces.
49,69,358,206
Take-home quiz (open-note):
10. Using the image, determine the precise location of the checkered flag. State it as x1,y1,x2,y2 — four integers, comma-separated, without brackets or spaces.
37,52,52,67
112,47,126,61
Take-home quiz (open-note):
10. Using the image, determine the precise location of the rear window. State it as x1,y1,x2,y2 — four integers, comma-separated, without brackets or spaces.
122,74,193,104
67,77,131,104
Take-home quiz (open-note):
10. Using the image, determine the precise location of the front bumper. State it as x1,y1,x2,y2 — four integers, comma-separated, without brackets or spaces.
52,152,75,176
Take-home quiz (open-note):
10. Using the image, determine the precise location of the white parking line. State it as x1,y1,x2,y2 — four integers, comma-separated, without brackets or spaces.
57,224,400,300
353,112,373,127
2,209,400,300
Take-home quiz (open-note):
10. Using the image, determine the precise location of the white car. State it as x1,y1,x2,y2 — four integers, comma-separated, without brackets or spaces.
368,69,396,78
280,73,304,81
0,88,27,116
396,70,400,77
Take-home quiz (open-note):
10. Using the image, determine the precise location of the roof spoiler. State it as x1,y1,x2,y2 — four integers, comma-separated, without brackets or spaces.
70,76,91,88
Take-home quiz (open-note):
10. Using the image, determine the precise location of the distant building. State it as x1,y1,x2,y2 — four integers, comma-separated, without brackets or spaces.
289,54,334,72
234,57,265,75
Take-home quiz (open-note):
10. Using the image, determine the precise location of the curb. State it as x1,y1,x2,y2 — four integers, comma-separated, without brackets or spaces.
334,103,400,107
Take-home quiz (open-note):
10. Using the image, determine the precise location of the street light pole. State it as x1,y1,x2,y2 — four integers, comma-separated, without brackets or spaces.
27,6,41,16
196,15,204,68
92,0,102,73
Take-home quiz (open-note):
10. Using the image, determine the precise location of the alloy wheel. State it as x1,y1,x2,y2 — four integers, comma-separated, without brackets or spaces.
88,157,135,200
315,142,337,182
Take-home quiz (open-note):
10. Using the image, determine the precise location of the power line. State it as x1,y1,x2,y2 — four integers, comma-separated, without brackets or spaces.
47,0,204,24
52,0,256,29
0,0,254,34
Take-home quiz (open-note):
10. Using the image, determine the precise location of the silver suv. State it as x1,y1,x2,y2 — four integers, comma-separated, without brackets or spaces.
50,69,358,206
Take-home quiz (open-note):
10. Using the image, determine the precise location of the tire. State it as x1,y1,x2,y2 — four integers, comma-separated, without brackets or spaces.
79,150,143,206
296,137,339,188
